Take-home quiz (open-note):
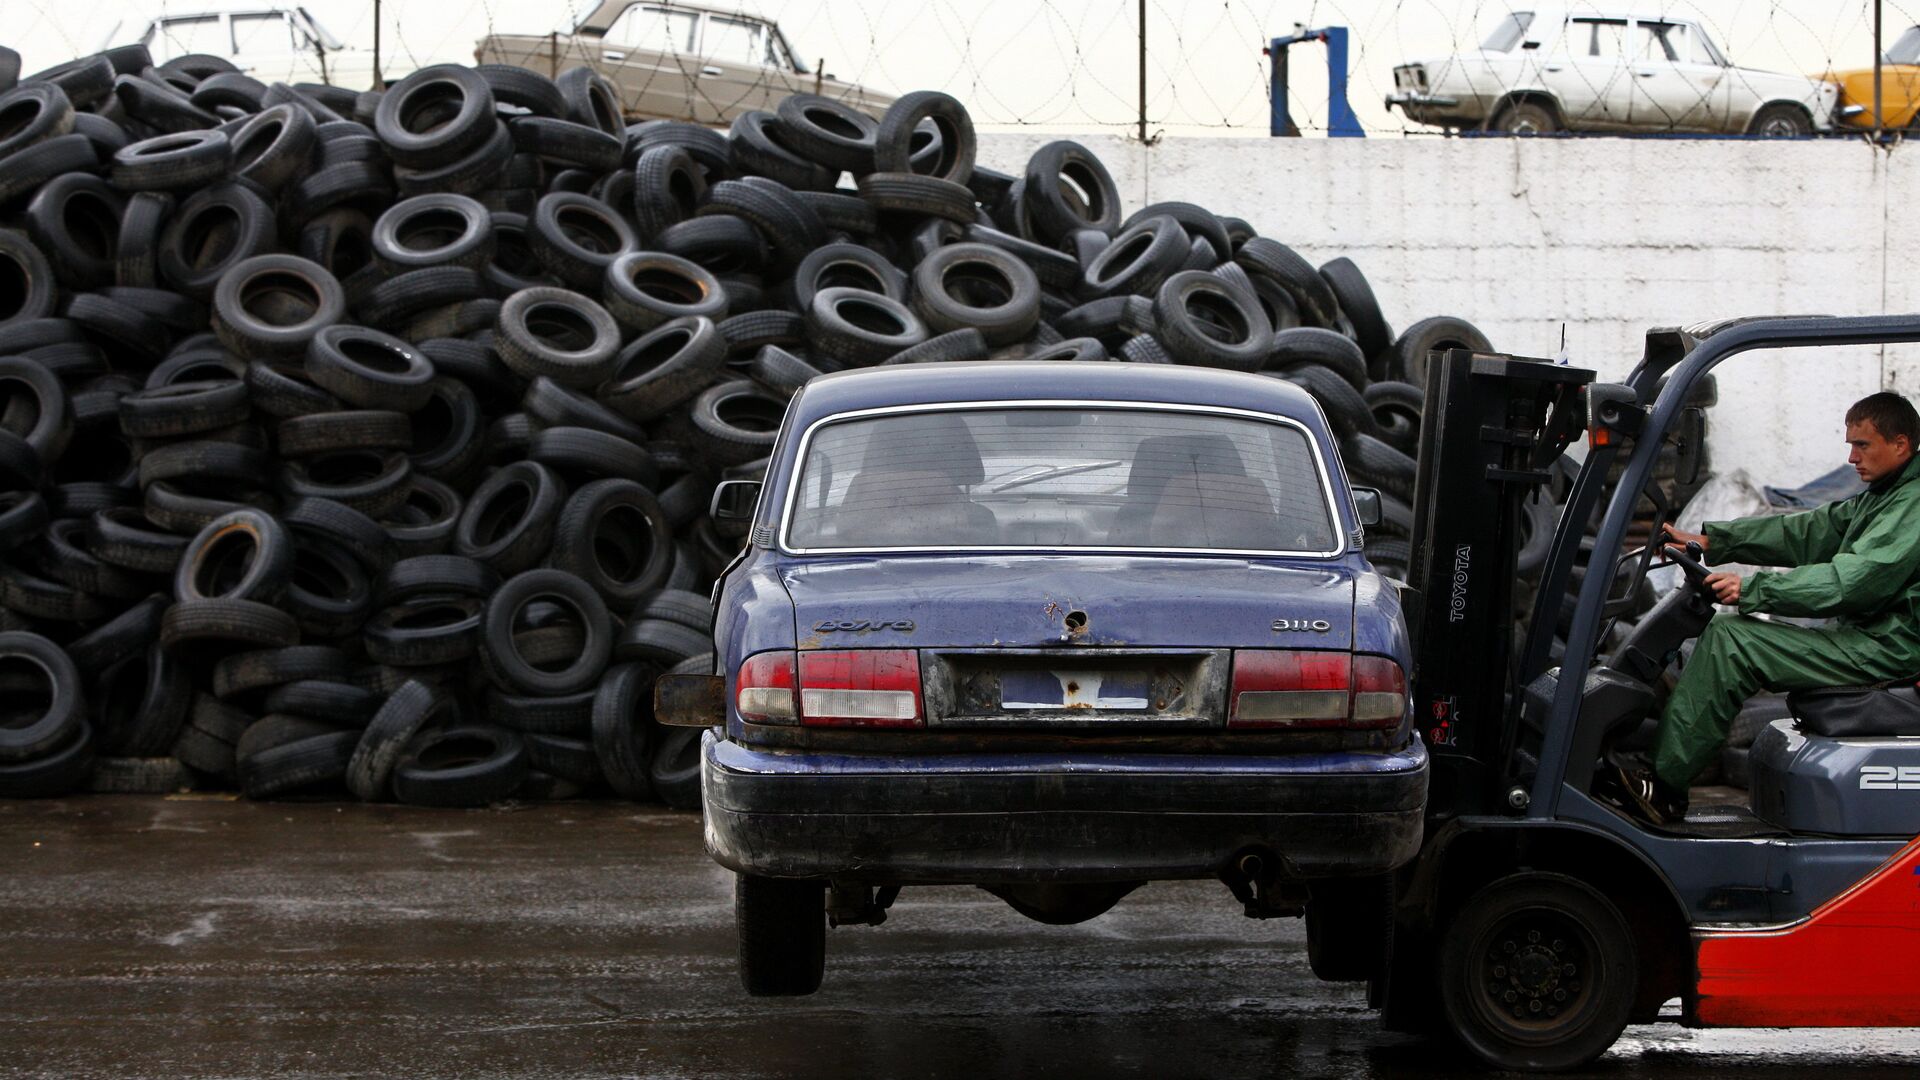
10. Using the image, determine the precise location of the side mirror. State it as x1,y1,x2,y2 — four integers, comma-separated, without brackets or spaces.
1352,486,1384,527
1521,39,1541,50
710,479,762,524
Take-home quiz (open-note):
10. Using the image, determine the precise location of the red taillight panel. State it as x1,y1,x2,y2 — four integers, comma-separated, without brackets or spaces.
736,650,798,724
1228,650,1406,730
797,649,923,728
1349,654,1409,729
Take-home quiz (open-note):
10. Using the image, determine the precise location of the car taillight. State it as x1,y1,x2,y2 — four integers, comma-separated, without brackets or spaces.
1228,650,1406,730
798,649,922,728
736,650,798,723
1349,655,1409,729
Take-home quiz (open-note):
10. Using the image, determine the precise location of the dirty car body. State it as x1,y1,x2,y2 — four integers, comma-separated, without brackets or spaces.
1388,8,1838,135
698,363,1427,916
476,0,894,123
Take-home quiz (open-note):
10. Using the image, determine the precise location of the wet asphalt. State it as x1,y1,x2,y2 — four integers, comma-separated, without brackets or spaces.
1,797,1915,1079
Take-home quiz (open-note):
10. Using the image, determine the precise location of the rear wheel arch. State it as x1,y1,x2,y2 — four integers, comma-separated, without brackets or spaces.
1488,92,1565,134
1411,824,1693,1022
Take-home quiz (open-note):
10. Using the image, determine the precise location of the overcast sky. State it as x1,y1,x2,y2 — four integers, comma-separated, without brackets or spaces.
8,1,1905,136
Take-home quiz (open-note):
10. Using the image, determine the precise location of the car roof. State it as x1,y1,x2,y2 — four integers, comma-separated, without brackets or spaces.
1522,9,1707,24
578,0,779,28
788,362,1329,427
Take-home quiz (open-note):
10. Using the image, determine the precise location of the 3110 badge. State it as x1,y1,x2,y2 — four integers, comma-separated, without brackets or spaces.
812,619,916,633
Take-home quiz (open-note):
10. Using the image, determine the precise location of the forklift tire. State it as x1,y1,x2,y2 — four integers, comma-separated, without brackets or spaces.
736,872,826,996
1438,872,1637,1072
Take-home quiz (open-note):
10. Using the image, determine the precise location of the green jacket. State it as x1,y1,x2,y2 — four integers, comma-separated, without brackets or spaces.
1704,452,1920,665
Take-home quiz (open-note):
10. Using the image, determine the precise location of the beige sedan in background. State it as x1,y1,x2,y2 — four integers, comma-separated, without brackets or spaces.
477,0,895,124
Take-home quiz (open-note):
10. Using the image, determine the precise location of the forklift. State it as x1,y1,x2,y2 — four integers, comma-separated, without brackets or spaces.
1363,315,1920,1069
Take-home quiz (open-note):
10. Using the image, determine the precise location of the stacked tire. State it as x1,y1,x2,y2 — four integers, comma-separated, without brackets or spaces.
0,44,1505,803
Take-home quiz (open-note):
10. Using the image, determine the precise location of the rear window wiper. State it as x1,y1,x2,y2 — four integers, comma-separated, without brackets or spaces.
989,460,1123,492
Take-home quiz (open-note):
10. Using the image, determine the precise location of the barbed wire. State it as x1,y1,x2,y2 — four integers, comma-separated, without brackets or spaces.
5,1,1911,138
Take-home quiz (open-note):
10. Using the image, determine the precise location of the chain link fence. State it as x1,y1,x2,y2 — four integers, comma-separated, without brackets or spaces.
8,1,1915,137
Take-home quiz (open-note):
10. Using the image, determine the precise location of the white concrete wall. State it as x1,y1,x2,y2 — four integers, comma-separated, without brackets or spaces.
978,134,1920,490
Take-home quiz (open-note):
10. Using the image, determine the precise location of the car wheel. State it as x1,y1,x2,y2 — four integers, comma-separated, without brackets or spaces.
1492,101,1559,136
1749,103,1811,137
1437,872,1637,1072
736,873,826,996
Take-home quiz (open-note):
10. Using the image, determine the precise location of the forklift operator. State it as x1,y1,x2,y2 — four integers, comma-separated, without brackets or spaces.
1620,391,1920,824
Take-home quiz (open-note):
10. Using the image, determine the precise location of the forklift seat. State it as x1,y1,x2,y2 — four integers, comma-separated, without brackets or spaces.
1785,681,1920,738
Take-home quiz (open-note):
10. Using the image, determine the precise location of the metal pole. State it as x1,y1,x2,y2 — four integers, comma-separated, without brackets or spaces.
1137,0,1147,143
371,0,383,90
1875,0,1884,135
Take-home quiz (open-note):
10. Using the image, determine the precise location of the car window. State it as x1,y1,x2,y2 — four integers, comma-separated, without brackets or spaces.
705,15,766,66
1889,26,1920,65
767,28,800,72
1654,22,1717,65
1585,19,1629,60
153,16,229,59
1480,12,1534,53
606,4,698,54
785,408,1338,554
1636,23,1681,63
231,13,293,54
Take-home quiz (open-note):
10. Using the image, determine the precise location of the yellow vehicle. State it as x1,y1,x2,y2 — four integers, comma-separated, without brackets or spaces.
1830,25,1920,128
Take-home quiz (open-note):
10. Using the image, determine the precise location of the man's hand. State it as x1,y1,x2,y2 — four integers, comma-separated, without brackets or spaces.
1703,571,1741,605
1661,522,1708,551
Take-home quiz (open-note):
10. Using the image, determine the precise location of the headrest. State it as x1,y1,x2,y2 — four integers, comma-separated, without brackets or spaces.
857,412,985,485
1127,433,1249,498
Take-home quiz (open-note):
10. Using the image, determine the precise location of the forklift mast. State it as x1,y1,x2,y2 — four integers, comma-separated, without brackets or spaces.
1404,350,1591,817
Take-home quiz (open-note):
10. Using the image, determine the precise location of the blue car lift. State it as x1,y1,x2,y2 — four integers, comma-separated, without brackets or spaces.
1267,26,1364,137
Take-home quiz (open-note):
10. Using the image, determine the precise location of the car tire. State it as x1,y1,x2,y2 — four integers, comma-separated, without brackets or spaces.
241,728,357,800
1272,327,1369,391
551,479,673,604
1153,270,1272,371
911,242,1041,346
1387,315,1493,390
0,631,84,762
392,725,529,808
265,679,381,727
1748,103,1812,138
603,251,727,334
1490,100,1561,136
480,569,612,695
1343,433,1417,503
590,660,653,800
649,725,703,810
346,679,456,801
687,379,785,466
1283,363,1377,442
494,286,622,388
0,721,93,797
737,873,826,996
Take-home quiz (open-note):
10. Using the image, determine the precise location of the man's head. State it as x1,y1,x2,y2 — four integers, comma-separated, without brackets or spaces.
1845,391,1919,484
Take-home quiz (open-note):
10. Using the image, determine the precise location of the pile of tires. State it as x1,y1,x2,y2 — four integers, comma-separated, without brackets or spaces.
0,42,1489,804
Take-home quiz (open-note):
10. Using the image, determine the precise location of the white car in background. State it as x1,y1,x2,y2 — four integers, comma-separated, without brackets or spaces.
477,1,894,123
103,7,383,89
1387,9,1839,136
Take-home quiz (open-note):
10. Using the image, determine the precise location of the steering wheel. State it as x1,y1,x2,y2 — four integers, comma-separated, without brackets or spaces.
1659,540,1716,600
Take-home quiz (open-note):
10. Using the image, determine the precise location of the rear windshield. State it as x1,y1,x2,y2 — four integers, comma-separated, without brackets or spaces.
1482,12,1534,53
784,407,1339,554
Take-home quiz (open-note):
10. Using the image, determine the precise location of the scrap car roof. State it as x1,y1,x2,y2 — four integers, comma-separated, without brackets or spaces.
789,362,1328,426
